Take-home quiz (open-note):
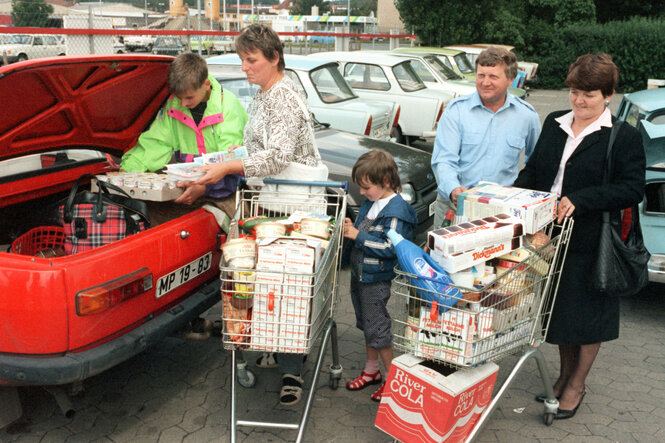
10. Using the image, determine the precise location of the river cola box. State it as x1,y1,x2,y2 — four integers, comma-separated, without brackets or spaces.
375,354,498,443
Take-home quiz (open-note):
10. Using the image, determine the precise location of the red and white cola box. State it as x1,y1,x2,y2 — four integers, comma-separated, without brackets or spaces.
456,183,556,234
375,354,499,443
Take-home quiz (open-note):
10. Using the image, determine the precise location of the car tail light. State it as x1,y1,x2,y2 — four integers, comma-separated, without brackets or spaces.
76,268,153,316
364,115,373,136
436,103,445,123
392,106,401,128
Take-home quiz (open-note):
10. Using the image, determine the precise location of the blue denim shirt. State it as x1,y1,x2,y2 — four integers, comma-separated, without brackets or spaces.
342,194,417,283
431,91,541,201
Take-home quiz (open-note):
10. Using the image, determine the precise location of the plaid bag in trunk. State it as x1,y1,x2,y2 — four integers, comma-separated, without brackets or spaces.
59,176,150,254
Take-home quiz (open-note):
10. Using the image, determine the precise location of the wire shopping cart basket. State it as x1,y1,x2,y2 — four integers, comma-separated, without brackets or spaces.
220,178,347,443
390,218,574,436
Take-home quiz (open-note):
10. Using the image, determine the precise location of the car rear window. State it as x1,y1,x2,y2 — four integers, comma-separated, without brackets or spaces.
424,55,462,80
343,63,390,91
309,64,356,103
454,53,475,74
392,61,426,92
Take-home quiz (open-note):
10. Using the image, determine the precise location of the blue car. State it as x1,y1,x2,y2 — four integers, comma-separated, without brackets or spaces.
616,87,665,283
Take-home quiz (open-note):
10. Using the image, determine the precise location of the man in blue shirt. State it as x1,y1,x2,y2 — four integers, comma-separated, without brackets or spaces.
431,46,541,228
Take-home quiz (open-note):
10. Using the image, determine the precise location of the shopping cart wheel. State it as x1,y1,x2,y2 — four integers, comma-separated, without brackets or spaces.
543,412,554,426
237,367,256,388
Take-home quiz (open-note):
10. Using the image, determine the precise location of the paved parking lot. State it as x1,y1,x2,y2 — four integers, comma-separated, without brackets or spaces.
3,89,664,443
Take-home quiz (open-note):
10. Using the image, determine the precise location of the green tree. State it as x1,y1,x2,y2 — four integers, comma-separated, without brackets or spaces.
593,0,665,23
291,0,331,15
11,0,53,27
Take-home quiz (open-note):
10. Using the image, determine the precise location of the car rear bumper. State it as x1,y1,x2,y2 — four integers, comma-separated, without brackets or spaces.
0,279,220,386
648,254,665,284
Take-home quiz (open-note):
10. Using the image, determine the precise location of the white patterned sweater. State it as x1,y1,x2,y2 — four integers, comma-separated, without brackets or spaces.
241,75,321,178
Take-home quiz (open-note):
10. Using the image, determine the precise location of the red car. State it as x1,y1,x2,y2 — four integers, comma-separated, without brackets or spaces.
0,56,223,420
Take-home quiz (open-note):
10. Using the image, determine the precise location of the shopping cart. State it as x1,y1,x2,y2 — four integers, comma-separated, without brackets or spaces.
220,178,347,443
390,217,574,437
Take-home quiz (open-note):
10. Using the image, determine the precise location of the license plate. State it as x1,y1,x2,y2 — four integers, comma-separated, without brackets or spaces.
156,252,212,299
429,201,436,217
373,126,388,139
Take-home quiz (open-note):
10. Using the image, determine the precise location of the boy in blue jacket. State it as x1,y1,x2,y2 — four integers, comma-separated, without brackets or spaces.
342,149,417,402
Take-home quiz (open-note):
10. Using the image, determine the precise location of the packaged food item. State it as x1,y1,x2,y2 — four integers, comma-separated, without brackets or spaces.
457,183,557,234
255,221,287,238
231,270,255,309
93,172,184,201
221,238,256,269
164,163,206,180
198,146,249,164
430,237,522,274
428,213,524,255
299,217,331,239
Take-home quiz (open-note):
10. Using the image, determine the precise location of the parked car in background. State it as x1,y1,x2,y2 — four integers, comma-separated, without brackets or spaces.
0,34,66,64
0,55,224,419
210,70,438,239
123,35,155,52
207,54,399,141
190,36,234,54
447,44,539,84
394,47,476,81
309,51,454,146
113,36,126,53
152,36,185,56
388,50,527,99
615,87,665,283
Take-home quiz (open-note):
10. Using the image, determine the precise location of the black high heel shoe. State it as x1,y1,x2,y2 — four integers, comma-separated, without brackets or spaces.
553,390,586,420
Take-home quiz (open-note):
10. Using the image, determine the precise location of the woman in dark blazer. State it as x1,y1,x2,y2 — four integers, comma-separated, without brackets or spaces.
514,53,645,420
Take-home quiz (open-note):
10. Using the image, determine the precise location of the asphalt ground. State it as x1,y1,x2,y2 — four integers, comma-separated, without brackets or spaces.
4,89,665,443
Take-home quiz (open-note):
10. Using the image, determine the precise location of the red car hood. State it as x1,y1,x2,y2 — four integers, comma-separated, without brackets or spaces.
0,55,171,161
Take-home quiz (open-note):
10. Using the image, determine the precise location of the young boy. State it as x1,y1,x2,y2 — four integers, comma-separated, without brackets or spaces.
120,52,248,220
342,149,417,402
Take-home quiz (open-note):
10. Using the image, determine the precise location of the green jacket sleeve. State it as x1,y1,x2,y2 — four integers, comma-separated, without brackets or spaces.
120,107,177,172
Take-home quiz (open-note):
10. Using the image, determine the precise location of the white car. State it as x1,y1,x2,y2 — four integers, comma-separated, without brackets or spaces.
123,35,156,52
389,50,527,99
206,54,399,141
446,44,539,82
0,34,66,64
309,51,454,145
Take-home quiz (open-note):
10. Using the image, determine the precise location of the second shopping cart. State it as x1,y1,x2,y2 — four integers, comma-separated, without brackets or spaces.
220,178,347,443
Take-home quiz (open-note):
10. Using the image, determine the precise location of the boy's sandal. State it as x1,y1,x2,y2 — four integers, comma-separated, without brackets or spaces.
256,352,278,369
371,381,386,402
280,374,304,406
345,371,382,391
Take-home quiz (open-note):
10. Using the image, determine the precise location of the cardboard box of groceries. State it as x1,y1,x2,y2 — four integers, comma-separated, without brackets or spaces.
375,354,498,443
456,183,556,234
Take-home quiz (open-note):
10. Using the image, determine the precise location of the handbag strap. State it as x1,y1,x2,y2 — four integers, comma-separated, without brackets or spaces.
601,121,625,224
601,121,623,186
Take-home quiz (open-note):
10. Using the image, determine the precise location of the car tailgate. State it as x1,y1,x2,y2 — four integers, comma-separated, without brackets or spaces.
64,209,221,351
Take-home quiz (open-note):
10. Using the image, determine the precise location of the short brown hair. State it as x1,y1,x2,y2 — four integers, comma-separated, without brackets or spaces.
352,149,401,192
167,52,208,95
476,46,518,80
566,53,619,97
236,23,285,72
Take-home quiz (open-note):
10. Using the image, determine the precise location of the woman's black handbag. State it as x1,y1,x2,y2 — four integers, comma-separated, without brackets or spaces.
59,175,150,255
589,122,650,296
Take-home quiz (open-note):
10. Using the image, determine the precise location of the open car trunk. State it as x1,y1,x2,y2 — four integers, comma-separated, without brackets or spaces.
0,56,223,386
